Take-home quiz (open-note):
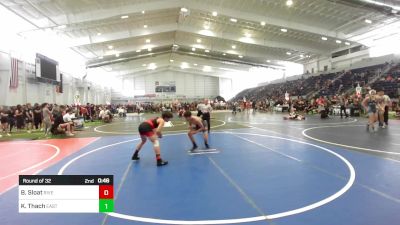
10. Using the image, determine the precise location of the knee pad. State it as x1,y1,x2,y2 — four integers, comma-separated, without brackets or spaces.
154,139,160,147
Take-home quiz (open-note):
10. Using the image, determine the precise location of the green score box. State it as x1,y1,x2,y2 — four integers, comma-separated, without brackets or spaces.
99,199,114,212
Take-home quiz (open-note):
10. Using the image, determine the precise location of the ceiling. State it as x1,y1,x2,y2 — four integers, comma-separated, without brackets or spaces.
2,0,400,78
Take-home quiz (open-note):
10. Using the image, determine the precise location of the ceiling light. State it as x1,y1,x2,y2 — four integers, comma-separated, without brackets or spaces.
230,18,238,23
115,53,120,57
136,49,141,53
266,60,271,63
98,56,103,59
148,48,152,52
232,45,236,49
261,21,266,26
345,42,350,46
108,45,113,49
197,38,202,43
321,36,328,40
203,66,212,72
205,49,210,53
194,63,198,66
148,63,157,70
181,7,188,12
142,10,145,14
212,11,218,16
170,59,174,62
173,44,179,47
365,19,372,24
281,28,288,32
286,0,293,6
97,32,102,36
286,52,292,55
300,54,304,58
192,47,196,51
238,55,243,58
142,64,147,67
143,25,148,28
181,62,189,69
121,15,129,19
223,53,226,56
336,40,342,44
146,39,151,43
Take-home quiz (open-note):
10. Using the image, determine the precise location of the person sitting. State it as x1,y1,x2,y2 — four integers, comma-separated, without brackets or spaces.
63,108,75,127
105,108,113,122
51,107,74,136
118,106,126,118
99,107,111,123
178,108,185,117
284,108,305,120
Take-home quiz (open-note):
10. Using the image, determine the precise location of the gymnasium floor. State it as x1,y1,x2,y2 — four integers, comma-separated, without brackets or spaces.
1,112,400,225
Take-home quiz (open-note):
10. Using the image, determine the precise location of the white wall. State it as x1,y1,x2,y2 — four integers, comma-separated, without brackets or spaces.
304,56,331,74
303,50,400,76
118,70,220,100
331,49,370,70
218,77,233,100
0,52,111,106
304,61,318,74
319,58,331,71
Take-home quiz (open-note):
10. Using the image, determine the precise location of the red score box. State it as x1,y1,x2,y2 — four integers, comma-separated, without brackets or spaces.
99,185,114,199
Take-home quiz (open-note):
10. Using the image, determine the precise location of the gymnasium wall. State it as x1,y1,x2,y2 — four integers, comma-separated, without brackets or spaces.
0,52,111,106
303,50,400,74
118,70,220,100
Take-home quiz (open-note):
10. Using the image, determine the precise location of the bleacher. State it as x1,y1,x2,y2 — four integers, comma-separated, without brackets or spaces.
232,63,398,102
371,64,400,98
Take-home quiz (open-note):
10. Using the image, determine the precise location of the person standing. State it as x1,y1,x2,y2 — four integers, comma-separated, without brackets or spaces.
362,90,378,132
377,90,391,127
8,106,15,134
0,107,11,137
339,95,349,119
131,112,173,166
183,111,210,151
42,103,52,136
15,105,24,131
232,102,238,115
25,103,33,133
33,103,43,131
197,99,212,133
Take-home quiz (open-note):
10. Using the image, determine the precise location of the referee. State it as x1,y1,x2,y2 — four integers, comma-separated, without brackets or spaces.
197,99,212,133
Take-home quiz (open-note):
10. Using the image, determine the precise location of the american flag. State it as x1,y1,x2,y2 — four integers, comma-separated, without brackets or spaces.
9,57,19,89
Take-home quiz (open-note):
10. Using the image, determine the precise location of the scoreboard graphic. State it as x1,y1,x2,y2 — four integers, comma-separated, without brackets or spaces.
19,175,113,213
155,81,176,93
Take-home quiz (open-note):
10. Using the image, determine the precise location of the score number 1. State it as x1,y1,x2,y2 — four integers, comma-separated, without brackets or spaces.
99,185,114,213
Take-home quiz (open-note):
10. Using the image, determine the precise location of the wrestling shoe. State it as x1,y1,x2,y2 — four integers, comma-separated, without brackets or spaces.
190,144,198,152
157,159,168,166
131,153,140,160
